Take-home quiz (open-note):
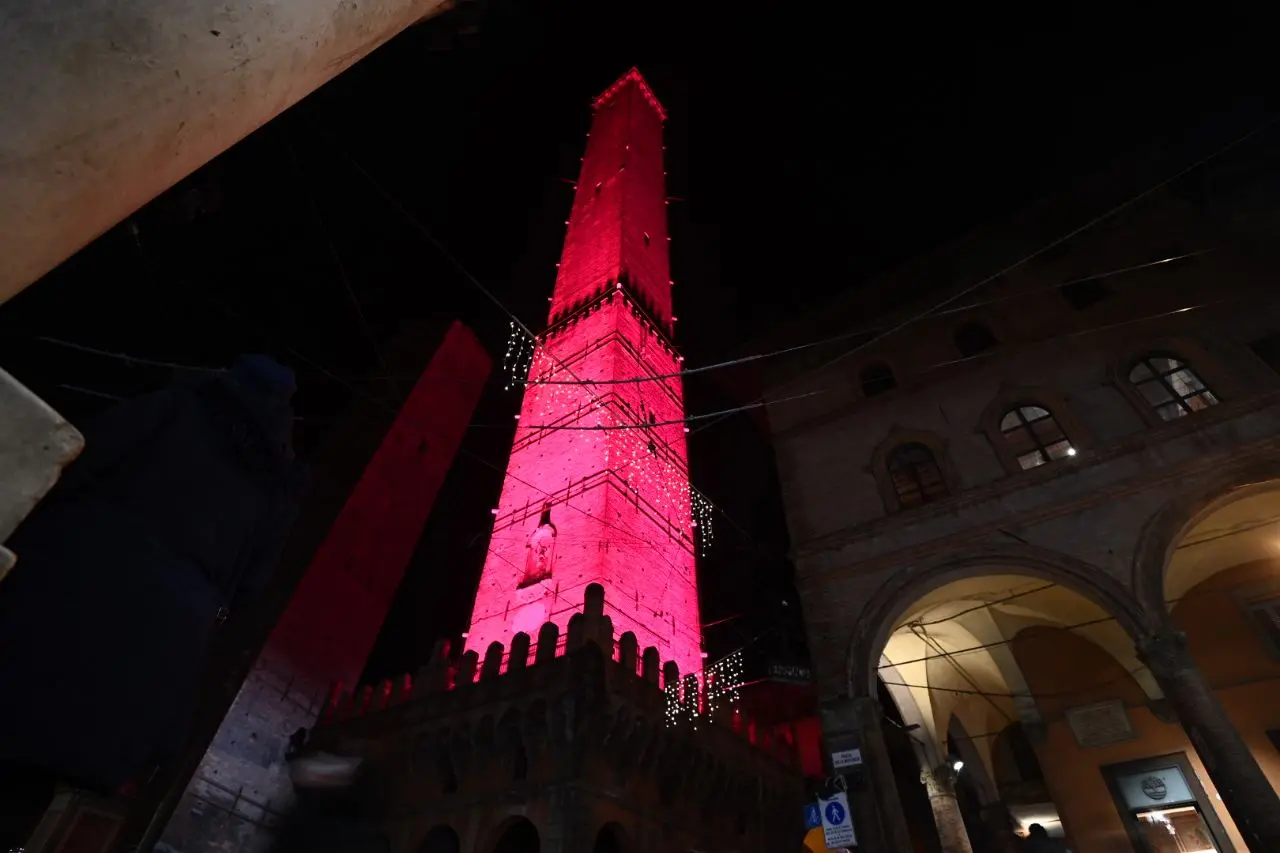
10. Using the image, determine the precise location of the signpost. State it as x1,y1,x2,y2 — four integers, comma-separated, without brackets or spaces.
803,802,822,830
819,791,856,849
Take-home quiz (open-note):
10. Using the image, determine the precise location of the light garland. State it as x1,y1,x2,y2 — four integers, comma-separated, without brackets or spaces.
663,649,744,729
499,319,717,555
502,321,536,391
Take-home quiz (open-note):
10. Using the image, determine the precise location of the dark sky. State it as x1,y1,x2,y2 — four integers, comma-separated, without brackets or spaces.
0,4,1264,680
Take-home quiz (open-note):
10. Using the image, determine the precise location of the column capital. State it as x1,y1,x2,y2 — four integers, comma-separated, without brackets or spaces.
1137,629,1195,677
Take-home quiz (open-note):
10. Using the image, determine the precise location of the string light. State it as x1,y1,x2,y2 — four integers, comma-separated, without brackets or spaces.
499,301,716,555
502,321,536,391
663,649,744,729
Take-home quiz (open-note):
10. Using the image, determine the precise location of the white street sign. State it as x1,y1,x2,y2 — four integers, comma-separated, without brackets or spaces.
831,748,863,769
819,791,856,848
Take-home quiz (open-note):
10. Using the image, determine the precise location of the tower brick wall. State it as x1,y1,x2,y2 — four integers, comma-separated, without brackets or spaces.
465,68,703,676
158,322,491,853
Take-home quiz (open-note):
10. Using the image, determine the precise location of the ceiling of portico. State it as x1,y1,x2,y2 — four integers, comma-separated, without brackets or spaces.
1166,487,1280,605
880,574,1157,780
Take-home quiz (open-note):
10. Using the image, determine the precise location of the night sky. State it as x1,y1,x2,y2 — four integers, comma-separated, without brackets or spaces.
0,4,1263,680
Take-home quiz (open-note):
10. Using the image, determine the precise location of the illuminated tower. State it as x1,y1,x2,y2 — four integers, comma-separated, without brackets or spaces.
466,69,704,676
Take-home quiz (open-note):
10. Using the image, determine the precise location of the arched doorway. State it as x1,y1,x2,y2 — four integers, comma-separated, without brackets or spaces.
591,822,625,853
492,818,539,853
858,560,1147,853
419,825,461,853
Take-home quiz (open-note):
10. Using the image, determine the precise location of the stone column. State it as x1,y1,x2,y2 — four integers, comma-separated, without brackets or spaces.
920,764,974,853
844,696,916,850
1140,630,1280,850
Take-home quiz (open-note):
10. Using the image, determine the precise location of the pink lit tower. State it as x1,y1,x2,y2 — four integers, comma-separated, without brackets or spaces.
465,69,707,677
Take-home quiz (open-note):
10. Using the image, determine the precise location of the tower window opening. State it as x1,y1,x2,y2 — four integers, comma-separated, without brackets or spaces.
643,232,651,247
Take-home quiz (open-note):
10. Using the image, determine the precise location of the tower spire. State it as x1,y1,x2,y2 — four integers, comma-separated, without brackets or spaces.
466,71,702,676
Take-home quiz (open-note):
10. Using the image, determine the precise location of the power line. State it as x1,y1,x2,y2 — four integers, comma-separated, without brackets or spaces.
482,290,1262,431
280,126,405,407
516,247,1218,387
689,112,1280,437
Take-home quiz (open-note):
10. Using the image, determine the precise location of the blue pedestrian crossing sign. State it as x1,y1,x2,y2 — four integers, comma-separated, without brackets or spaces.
803,803,822,830
818,791,856,848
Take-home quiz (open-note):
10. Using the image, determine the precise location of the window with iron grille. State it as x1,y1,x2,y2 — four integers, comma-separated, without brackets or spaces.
1000,405,1075,470
1127,355,1218,421
887,443,949,509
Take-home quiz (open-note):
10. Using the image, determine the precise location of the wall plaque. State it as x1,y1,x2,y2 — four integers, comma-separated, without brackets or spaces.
1065,699,1134,748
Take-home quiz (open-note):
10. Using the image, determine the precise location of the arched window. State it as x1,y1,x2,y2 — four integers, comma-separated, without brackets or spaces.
859,362,897,397
1128,354,1218,421
1000,405,1075,470
954,321,999,357
886,443,949,509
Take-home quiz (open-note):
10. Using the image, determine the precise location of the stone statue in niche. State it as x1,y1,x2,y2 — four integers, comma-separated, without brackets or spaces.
520,503,557,588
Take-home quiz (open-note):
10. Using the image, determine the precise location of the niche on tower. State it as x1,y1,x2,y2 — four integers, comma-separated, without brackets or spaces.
519,503,558,588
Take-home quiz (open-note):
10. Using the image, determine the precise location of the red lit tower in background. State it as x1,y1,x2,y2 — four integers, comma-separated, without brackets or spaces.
465,69,705,677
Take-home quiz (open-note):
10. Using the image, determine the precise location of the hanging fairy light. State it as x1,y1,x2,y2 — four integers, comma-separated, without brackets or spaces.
500,304,719,556
663,648,744,729
501,321,536,391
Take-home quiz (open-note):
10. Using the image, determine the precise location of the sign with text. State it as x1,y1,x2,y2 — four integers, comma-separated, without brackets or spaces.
831,747,863,769
819,791,856,848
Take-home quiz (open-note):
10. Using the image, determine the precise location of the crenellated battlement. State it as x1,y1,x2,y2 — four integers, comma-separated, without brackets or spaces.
314,583,797,767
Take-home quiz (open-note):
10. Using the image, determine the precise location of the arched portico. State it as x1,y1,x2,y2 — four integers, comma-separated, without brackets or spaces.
834,545,1147,853
848,543,1147,698
1127,469,1280,852
1131,456,1280,619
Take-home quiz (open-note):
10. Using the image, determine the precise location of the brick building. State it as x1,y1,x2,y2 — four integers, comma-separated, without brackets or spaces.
763,132,1280,852
300,584,801,853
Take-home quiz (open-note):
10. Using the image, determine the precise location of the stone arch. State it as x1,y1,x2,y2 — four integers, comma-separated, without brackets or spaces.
591,822,627,853
488,816,540,853
848,543,1146,698
418,825,461,853
1131,455,1280,624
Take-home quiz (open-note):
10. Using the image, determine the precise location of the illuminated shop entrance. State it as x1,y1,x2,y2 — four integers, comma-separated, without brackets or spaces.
1104,754,1234,853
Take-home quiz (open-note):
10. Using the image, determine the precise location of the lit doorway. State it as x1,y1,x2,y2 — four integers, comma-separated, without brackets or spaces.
1103,754,1234,852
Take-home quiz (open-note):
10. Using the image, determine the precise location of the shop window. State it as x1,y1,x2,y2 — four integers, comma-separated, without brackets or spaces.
1103,755,1233,853
999,405,1076,470
1128,354,1219,421
886,443,949,509
954,321,999,357
859,362,897,397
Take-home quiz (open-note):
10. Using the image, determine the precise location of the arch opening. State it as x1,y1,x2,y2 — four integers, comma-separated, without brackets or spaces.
864,566,1149,847
419,825,461,853
491,818,539,853
591,822,625,853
